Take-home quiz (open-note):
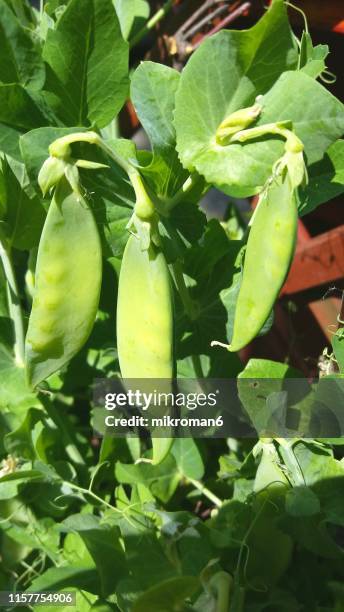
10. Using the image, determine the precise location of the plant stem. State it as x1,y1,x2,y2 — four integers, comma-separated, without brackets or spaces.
0,239,25,367
97,139,138,178
129,0,174,49
188,477,222,507
66,481,121,514
192,354,205,378
275,438,305,486
172,261,198,320
164,173,203,213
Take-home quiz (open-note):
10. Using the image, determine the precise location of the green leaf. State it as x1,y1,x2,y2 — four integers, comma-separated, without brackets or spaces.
132,576,199,612
0,0,45,90
237,359,303,430
0,84,49,131
131,61,188,198
0,344,38,410
1,160,45,249
114,0,149,40
43,0,129,127
285,486,321,517
28,565,101,595
175,0,297,194
0,84,50,159
0,468,44,499
172,438,204,480
293,441,344,485
299,140,344,215
178,69,344,197
61,513,127,597
4,407,45,459
115,454,180,503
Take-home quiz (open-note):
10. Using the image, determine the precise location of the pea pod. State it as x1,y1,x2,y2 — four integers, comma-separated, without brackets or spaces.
229,172,297,352
25,177,102,387
117,233,174,464
117,234,173,379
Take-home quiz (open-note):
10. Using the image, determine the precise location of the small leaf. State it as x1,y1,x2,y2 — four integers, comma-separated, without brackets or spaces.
285,486,321,517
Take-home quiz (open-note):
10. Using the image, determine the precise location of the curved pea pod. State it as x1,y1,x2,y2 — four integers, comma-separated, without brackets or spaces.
117,234,174,464
25,177,102,387
229,173,297,352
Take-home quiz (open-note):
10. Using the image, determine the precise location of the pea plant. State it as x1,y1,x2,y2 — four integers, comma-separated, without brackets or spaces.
0,0,344,609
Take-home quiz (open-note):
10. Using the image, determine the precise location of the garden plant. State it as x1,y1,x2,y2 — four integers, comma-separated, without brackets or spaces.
0,0,343,610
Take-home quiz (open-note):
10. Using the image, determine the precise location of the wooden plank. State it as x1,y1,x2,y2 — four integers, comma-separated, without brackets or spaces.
282,225,344,295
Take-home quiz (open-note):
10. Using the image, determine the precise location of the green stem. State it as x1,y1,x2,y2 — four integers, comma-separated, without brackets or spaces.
129,0,174,49
212,572,233,612
172,261,198,320
275,438,305,486
0,239,25,367
48,131,137,178
229,122,303,153
188,477,222,507
97,139,138,178
164,173,203,213
192,354,205,378
65,481,121,514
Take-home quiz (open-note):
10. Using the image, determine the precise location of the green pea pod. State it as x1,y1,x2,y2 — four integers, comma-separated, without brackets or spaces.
229,172,297,352
25,177,102,387
117,233,174,464
117,234,173,378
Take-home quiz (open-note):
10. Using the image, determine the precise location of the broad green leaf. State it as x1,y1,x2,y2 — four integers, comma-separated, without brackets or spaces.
131,62,188,198
0,0,45,90
115,454,180,503
0,344,38,410
313,474,344,527
2,161,45,249
0,84,50,159
293,441,344,485
0,468,44,499
114,0,149,40
299,140,344,215
177,69,344,197
61,513,127,596
43,0,129,127
4,406,45,459
172,438,204,480
132,576,199,612
238,358,302,379
281,512,342,559
285,486,321,517
3,0,35,28
2,516,60,559
175,0,298,194
28,565,101,595
0,84,49,130
237,359,304,430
